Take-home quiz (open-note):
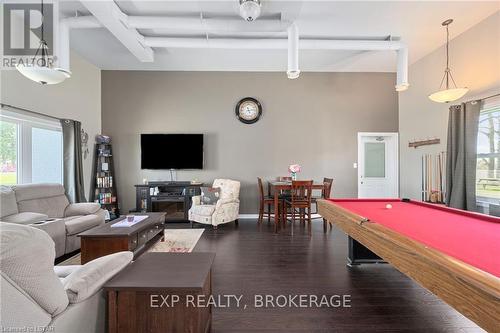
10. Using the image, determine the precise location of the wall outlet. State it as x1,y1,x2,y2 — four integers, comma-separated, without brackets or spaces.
353,163,358,169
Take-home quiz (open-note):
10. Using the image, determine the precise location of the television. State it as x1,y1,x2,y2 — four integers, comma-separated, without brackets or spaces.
141,134,204,169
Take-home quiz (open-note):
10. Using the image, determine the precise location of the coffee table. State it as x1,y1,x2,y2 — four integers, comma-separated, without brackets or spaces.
105,252,215,333
78,212,166,264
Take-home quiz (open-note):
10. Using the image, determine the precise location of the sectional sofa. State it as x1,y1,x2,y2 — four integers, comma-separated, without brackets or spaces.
0,183,106,257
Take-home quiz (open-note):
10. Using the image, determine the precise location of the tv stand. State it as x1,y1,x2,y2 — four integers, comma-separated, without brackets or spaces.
134,182,203,223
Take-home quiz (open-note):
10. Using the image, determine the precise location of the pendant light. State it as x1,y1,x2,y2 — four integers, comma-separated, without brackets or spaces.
428,19,468,103
16,0,71,85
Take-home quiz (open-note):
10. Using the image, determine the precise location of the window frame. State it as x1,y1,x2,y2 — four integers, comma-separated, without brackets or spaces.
476,96,500,214
0,108,63,185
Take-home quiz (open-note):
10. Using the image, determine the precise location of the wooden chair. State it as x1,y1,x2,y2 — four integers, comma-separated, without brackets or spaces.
282,180,313,230
276,176,292,197
258,177,281,224
311,178,334,232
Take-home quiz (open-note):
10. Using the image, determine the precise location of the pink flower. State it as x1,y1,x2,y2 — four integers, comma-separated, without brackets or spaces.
288,164,301,173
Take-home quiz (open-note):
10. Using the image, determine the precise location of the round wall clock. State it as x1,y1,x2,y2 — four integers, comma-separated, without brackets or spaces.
235,97,262,124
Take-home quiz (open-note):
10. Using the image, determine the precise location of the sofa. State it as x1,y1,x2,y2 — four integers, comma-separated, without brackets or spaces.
0,184,106,257
0,222,132,333
189,179,240,228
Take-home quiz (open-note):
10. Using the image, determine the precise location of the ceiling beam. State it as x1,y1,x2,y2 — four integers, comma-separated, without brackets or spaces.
79,1,153,62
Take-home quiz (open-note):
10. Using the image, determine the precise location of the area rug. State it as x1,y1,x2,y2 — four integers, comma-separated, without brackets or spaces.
57,229,204,266
149,229,204,253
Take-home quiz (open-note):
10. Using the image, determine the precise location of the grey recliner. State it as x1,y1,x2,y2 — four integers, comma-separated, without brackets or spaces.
0,222,132,333
0,183,106,257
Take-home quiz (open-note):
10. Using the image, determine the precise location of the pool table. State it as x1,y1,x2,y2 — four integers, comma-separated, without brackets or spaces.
317,198,500,332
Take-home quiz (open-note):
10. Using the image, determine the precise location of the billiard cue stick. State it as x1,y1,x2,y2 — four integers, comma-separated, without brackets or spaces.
430,154,433,201
434,154,438,200
425,154,428,201
422,154,427,201
442,151,446,202
427,154,432,201
438,153,443,202
421,155,424,201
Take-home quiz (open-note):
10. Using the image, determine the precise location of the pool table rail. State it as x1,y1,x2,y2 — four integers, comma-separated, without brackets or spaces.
317,199,500,333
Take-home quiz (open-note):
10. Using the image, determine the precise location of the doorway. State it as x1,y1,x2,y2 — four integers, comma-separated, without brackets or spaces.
358,132,399,198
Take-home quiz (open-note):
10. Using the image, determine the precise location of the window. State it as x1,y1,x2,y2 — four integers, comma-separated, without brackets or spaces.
476,101,500,202
0,120,18,185
0,108,62,185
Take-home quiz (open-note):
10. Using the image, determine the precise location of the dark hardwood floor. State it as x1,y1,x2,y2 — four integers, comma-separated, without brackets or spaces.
180,219,484,333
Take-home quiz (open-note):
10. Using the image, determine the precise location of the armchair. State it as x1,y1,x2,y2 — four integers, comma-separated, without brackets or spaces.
0,222,132,333
189,179,240,229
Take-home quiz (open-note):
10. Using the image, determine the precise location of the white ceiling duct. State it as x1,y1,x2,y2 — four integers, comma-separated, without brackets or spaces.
143,37,405,51
396,45,409,91
143,36,409,90
124,15,288,32
287,23,300,79
68,1,411,91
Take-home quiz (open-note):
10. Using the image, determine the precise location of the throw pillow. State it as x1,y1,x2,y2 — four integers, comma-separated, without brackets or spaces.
200,187,220,205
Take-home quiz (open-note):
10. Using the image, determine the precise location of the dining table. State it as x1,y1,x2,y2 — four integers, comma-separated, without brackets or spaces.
268,180,326,232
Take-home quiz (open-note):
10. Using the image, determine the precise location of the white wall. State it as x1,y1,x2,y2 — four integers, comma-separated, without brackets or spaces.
0,51,102,197
399,12,500,199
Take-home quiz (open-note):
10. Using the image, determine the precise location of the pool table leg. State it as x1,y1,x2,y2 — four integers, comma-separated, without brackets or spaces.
348,237,385,266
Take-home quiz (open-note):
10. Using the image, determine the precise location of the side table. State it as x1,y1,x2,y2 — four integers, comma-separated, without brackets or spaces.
104,252,215,333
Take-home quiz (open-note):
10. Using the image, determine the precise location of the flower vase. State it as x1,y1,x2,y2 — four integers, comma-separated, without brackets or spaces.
291,172,297,180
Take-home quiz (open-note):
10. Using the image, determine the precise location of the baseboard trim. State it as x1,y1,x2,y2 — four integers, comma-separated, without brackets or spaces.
238,214,323,219
238,214,259,219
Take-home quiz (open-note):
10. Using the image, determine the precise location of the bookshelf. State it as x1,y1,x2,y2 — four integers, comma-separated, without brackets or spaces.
90,142,119,220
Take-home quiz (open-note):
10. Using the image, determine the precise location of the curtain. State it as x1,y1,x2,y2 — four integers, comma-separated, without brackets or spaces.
446,101,481,211
61,119,86,203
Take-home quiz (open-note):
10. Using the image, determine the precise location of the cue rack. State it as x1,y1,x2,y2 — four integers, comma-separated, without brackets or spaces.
421,152,446,203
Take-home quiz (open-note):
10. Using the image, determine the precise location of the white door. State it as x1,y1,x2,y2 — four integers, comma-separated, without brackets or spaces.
358,132,399,198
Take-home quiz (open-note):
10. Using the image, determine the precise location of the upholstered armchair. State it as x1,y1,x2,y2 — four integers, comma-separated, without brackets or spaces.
189,179,240,229
0,222,132,333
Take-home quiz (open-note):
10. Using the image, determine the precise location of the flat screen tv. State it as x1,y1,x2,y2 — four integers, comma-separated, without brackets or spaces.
141,134,204,169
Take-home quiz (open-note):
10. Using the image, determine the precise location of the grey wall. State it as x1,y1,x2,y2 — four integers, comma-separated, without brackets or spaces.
1,51,101,194
102,71,398,214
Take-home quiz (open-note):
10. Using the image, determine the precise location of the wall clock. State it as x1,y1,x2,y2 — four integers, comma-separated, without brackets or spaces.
235,97,262,124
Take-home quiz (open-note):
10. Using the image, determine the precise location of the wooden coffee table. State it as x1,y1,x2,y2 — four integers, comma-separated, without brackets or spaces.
78,213,166,264
105,252,215,333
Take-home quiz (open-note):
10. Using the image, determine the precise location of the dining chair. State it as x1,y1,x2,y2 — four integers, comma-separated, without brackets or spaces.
276,176,292,198
282,180,313,230
311,178,334,232
257,177,281,224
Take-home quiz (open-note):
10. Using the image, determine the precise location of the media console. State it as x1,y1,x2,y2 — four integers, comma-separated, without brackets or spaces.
134,182,203,222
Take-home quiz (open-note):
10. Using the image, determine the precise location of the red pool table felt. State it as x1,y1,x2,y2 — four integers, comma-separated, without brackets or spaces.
328,199,500,278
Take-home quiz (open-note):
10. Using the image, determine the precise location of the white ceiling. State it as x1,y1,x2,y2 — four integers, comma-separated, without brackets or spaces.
61,1,500,72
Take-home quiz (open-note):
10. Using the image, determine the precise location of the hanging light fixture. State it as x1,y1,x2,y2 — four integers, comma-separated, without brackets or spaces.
428,19,468,103
16,0,71,85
